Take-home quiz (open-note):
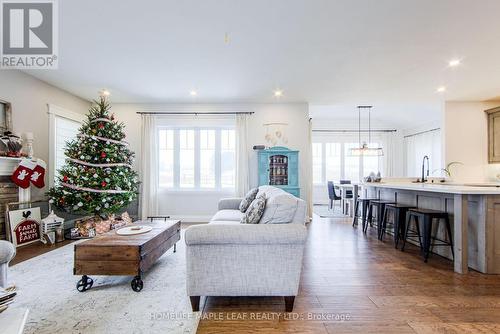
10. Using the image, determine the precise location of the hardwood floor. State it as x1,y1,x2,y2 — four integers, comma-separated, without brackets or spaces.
10,239,75,266
197,214,500,333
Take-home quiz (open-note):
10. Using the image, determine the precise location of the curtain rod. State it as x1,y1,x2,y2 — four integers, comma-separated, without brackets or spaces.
403,127,440,139
313,129,397,133
136,111,254,115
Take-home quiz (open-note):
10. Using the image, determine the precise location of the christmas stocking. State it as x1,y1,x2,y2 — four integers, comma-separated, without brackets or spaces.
30,159,46,188
11,159,36,188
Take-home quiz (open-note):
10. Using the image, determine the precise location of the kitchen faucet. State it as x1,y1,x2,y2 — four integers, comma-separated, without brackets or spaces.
421,155,430,183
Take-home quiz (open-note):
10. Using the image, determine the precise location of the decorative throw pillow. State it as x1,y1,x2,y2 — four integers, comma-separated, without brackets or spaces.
239,188,259,212
240,194,266,224
259,193,298,224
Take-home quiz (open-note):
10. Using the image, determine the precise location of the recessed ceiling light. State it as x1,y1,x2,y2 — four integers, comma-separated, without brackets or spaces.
448,59,461,67
190,90,197,96
436,86,446,93
274,90,283,97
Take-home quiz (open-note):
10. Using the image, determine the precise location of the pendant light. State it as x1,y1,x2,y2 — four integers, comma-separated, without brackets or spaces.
349,105,384,156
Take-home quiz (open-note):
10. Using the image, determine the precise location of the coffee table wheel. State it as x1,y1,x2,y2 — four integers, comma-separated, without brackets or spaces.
76,275,93,292
131,275,143,292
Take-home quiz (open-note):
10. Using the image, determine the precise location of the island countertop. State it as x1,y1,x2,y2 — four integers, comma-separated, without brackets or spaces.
359,180,500,274
361,182,500,195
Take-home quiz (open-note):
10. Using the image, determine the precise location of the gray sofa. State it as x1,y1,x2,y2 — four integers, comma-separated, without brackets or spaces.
185,186,308,312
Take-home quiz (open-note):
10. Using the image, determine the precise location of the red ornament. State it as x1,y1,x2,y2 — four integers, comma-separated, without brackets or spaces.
98,123,105,129
101,181,107,187
111,114,115,120
101,152,107,158
63,175,68,182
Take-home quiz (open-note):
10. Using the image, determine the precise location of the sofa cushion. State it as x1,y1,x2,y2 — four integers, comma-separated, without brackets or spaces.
240,195,266,224
208,220,241,225
257,185,286,198
211,210,244,222
260,193,299,224
239,188,258,212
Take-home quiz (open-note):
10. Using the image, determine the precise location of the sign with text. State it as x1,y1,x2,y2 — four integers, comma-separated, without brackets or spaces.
0,0,58,69
9,207,41,247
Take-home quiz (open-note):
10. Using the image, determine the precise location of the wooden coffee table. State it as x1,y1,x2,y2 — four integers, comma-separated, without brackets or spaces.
73,220,180,292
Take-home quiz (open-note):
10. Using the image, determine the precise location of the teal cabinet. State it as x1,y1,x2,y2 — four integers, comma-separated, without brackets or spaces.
258,146,300,197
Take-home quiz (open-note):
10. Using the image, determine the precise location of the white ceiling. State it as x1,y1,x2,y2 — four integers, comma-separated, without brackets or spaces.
26,0,500,125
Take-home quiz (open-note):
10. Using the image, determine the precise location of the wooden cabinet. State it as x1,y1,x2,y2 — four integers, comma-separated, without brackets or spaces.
486,106,500,163
258,146,300,197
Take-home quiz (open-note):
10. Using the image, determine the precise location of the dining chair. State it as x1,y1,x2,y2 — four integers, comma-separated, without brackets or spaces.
327,181,341,211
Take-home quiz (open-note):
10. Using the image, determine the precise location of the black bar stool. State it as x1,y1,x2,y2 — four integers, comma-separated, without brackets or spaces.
402,208,454,263
380,204,416,247
352,197,377,229
366,200,395,235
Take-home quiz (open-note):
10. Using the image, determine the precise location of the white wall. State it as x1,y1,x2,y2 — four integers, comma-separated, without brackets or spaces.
443,101,500,183
0,71,90,199
111,103,310,222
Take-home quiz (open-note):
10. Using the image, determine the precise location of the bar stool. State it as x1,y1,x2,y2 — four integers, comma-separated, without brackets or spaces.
402,208,454,263
380,204,416,247
365,200,395,235
352,197,377,229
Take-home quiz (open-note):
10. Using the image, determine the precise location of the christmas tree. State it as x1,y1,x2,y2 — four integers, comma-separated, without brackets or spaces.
48,95,139,218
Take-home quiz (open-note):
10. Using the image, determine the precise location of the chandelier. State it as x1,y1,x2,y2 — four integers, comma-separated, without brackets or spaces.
349,105,384,156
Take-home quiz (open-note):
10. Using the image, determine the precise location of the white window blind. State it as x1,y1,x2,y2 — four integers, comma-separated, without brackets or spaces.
54,116,81,180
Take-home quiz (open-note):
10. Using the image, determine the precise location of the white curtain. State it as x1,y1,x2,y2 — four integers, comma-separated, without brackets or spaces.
381,132,397,177
235,114,250,196
405,129,442,177
140,115,159,219
305,118,313,220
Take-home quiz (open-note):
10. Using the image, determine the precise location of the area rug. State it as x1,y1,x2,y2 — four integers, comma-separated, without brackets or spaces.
9,234,199,334
313,204,347,218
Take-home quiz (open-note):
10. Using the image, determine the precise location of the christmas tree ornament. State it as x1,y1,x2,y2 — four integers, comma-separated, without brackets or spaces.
11,159,36,188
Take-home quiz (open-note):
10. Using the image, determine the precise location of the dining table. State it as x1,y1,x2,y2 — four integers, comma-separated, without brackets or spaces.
336,183,359,217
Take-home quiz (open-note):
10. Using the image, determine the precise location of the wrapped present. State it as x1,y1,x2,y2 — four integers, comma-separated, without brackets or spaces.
121,212,133,225
75,218,96,238
95,219,111,234
110,212,133,230
111,220,126,230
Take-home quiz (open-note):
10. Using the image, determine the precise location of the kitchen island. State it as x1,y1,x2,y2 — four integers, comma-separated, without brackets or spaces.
361,182,500,274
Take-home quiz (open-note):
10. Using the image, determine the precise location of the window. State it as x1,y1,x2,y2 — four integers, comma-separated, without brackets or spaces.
312,136,383,184
54,116,81,177
158,127,236,190
48,105,84,186
200,130,216,188
179,130,195,187
325,143,341,182
158,130,174,187
220,130,236,188
362,143,380,176
343,143,361,181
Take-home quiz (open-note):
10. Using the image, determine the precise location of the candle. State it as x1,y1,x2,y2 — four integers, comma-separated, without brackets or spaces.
25,132,34,141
